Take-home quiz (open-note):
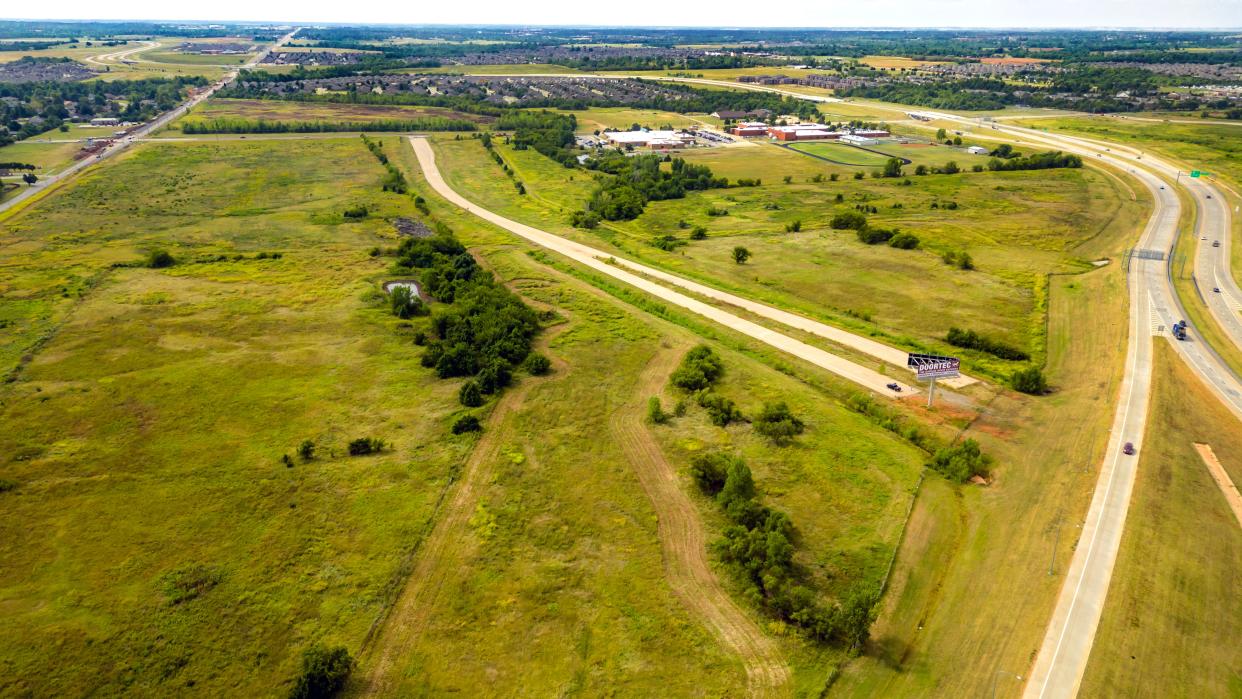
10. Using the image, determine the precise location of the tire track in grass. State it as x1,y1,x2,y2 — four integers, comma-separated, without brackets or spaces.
352,327,567,697
609,347,791,698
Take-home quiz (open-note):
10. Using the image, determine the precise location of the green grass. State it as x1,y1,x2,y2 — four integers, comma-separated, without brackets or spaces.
142,50,250,66
0,131,935,696
1079,342,1242,698
169,98,492,133
571,106,716,133
430,132,1143,368
787,141,907,167
0,139,82,174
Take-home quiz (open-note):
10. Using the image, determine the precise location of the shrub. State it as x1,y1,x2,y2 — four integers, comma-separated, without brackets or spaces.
942,249,974,270
830,211,868,230
690,226,708,240
732,246,751,264
1011,366,1048,394
888,232,920,249
698,391,744,426
459,380,484,407
0,477,16,493
347,437,385,456
289,644,354,699
570,209,601,229
689,452,734,495
706,205,729,217
853,171,865,180
647,396,670,425
753,401,805,444
946,327,1029,361
298,440,315,461
146,250,175,268
389,286,424,319
785,220,802,233
928,438,991,482
476,358,512,394
523,353,551,375
342,204,368,219
651,234,686,251
451,415,481,434
670,345,724,391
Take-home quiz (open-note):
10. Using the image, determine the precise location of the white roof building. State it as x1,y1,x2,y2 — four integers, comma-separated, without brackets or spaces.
839,134,879,146
967,146,990,155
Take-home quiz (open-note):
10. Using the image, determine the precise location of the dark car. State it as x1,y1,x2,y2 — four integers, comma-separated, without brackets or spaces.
886,382,902,392
1215,287,1222,293
1123,442,1135,455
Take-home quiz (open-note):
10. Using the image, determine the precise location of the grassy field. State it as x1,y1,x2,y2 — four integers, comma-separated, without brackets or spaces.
1078,343,1242,698
169,98,492,132
142,50,250,66
431,131,1143,369
0,139,82,174
0,128,937,696
572,107,716,133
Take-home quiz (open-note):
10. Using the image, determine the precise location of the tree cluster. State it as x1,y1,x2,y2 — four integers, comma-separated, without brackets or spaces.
945,326,1030,361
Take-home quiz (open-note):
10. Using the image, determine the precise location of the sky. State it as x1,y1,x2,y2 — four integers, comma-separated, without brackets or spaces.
4,0,1242,29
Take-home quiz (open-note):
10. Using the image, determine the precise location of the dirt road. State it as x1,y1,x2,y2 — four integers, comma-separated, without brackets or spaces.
609,348,790,697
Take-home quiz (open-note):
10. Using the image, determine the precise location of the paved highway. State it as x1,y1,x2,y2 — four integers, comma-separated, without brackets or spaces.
0,29,298,217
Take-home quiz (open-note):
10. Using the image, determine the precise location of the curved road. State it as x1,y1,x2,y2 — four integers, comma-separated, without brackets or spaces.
408,135,983,398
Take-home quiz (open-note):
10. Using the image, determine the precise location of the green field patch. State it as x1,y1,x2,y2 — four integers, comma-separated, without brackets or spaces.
787,141,900,167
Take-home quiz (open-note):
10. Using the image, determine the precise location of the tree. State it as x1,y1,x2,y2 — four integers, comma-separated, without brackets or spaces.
690,226,708,240
914,164,928,176
147,250,175,268
671,345,724,391
888,232,920,249
451,415,481,434
936,128,947,140
298,440,315,462
942,161,961,174
882,157,904,178
389,285,422,319
732,246,751,264
753,401,805,444
348,437,385,456
289,644,354,699
782,175,792,184
927,438,991,482
830,211,867,230
23,173,38,185
522,353,551,375
459,380,484,407
647,396,670,424
1011,366,1048,394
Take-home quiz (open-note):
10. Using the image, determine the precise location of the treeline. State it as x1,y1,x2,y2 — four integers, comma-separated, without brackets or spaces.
578,152,728,222
688,451,879,650
399,233,541,393
495,110,577,166
986,151,1082,171
946,327,1030,361
359,135,408,193
180,117,476,134
0,75,208,143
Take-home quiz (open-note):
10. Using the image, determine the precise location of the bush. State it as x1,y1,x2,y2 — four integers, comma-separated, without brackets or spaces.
690,226,708,240
697,391,744,426
570,209,600,229
389,286,424,319
342,204,368,219
928,438,991,483
522,353,551,375
706,205,729,217
732,246,751,264
830,211,868,230
0,477,16,493
670,345,724,391
451,415,481,434
946,327,1029,361
784,220,802,233
647,396,670,424
689,452,734,495
942,249,974,270
459,380,484,407
888,232,920,249
347,437,385,456
298,440,315,461
856,226,895,245
146,250,175,268
475,358,512,394
752,401,805,444
289,644,354,699
1011,366,1048,394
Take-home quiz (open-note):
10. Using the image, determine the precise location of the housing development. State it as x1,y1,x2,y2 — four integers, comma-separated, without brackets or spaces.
0,12,1240,699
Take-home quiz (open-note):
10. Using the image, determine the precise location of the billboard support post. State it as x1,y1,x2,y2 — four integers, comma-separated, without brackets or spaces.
927,378,936,408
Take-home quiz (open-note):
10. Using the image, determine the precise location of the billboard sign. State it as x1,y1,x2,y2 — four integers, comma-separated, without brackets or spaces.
907,353,961,381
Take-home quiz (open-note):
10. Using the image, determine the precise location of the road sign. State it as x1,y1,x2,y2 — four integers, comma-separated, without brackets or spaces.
907,353,961,380
1191,170,1201,178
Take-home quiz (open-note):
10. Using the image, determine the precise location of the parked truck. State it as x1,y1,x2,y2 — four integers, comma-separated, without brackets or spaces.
1172,320,1188,341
